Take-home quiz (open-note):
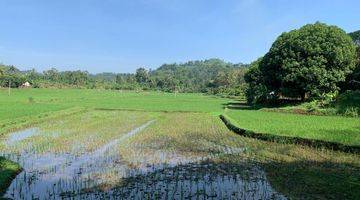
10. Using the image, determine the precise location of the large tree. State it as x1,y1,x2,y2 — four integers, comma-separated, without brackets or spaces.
135,68,149,84
344,30,360,90
259,22,357,100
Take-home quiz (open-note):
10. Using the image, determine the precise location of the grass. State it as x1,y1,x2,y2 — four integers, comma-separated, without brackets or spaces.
225,109,360,146
0,157,21,196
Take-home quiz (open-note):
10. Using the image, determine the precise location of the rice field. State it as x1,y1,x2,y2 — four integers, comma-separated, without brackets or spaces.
0,110,284,199
225,109,360,146
0,88,228,122
0,89,359,199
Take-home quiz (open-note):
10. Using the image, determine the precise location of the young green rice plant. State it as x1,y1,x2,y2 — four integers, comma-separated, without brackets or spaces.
225,109,360,146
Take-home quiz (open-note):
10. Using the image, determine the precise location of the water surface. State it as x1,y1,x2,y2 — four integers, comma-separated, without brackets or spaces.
1,119,286,199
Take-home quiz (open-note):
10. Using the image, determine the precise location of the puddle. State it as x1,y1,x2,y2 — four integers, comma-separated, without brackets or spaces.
1,120,286,199
6,128,40,144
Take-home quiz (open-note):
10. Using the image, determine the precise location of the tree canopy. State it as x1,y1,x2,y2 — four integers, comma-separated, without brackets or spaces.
246,22,357,103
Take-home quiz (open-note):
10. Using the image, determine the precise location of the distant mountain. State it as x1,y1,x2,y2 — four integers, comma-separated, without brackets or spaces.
349,30,360,45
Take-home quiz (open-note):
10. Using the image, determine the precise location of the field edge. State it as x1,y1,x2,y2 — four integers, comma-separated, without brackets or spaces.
0,157,22,196
219,114,360,153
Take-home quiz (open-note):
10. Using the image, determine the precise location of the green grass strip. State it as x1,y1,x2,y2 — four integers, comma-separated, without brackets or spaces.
220,114,360,153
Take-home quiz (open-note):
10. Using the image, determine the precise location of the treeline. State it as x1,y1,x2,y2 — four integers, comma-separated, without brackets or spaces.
0,59,247,96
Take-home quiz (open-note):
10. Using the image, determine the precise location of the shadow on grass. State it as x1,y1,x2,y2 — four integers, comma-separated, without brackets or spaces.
222,99,305,111
222,102,256,110
263,159,360,200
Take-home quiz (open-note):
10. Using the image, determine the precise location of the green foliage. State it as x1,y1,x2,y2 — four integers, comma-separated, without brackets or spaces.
335,90,360,117
0,66,5,76
150,58,247,94
0,157,21,195
244,58,269,104
343,46,360,90
247,22,357,104
0,74,26,88
135,68,149,84
0,59,247,96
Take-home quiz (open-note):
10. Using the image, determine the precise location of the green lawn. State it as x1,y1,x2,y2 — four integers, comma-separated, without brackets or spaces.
225,109,360,146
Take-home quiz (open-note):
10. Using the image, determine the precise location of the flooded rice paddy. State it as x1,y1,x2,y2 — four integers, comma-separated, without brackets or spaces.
0,111,286,199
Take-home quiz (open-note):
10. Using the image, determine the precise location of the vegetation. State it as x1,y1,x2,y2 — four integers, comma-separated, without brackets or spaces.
223,109,360,146
0,157,21,195
0,59,247,97
343,30,360,90
245,23,357,104
1,108,359,199
349,30,360,44
0,89,228,120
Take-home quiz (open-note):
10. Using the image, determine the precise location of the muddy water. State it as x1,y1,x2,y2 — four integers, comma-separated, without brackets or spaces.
1,120,286,200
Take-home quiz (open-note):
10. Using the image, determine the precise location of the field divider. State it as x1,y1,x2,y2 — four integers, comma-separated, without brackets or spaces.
220,114,360,154
94,107,204,113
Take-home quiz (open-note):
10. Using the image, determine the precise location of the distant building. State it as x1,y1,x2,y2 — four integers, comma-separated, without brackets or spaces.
20,82,31,88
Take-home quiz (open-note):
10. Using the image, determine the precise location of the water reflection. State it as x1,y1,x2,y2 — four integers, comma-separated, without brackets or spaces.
1,120,286,199
6,128,40,144
66,162,286,200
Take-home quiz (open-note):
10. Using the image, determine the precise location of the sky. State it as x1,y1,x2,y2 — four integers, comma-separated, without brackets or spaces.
0,0,359,73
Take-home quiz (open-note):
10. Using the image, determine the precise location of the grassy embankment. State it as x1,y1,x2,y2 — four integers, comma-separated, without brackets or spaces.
221,109,360,152
0,157,21,195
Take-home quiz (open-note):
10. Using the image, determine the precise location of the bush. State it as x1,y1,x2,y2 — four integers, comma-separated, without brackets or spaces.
335,90,360,117
343,107,359,117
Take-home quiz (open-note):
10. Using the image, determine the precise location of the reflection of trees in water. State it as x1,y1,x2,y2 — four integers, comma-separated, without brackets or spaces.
75,162,286,199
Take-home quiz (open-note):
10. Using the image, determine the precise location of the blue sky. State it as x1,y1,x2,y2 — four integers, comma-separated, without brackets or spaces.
0,0,359,73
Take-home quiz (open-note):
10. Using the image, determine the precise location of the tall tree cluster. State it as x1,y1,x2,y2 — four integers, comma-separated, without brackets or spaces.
245,22,358,104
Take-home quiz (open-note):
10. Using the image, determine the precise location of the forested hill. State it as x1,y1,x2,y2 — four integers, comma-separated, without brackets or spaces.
150,59,247,93
349,30,360,45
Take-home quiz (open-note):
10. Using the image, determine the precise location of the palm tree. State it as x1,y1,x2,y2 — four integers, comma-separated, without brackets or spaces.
0,67,4,76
